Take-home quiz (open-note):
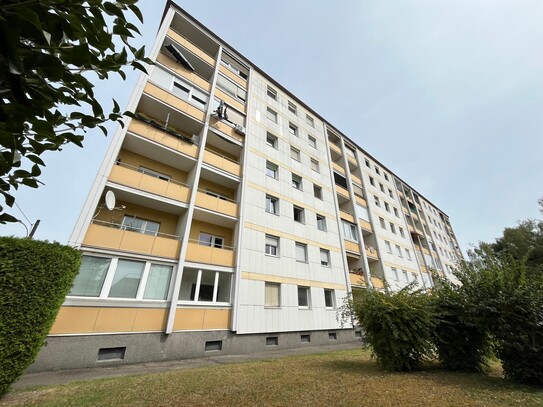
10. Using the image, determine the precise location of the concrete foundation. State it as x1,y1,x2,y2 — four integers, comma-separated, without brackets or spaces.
29,328,362,372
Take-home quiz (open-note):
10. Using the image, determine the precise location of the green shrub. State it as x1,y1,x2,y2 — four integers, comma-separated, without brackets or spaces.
353,287,435,372
0,237,80,396
432,281,491,373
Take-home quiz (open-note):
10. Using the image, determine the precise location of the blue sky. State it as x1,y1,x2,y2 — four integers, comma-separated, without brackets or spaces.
2,0,543,253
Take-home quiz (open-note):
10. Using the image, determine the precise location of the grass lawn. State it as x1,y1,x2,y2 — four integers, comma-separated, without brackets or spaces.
1,348,542,407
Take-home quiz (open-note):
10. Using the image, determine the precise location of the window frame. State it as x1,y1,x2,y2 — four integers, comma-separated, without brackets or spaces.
265,194,279,215
265,234,280,257
290,146,301,161
297,285,310,308
266,107,278,123
266,160,278,179
267,85,277,100
292,173,303,190
316,214,327,231
265,282,281,308
266,132,278,149
320,249,331,267
295,242,308,263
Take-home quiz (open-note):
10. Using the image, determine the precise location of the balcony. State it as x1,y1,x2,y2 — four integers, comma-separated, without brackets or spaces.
166,28,215,66
109,163,191,204
185,240,235,267
83,220,182,258
209,118,244,143
329,142,342,156
344,240,360,254
359,219,372,232
143,83,206,122
219,64,247,88
355,195,367,207
156,53,211,92
349,272,365,287
203,148,241,178
365,245,379,260
215,88,246,114
127,120,199,158
195,190,238,218
335,184,349,199
339,209,355,223
351,174,362,185
332,162,345,175
346,153,357,167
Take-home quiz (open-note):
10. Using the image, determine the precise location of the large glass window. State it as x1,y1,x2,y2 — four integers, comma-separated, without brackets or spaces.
265,282,280,307
298,286,310,308
324,289,335,308
198,233,224,248
143,264,172,300
121,216,160,236
108,259,145,298
69,255,110,297
342,221,358,242
179,269,232,303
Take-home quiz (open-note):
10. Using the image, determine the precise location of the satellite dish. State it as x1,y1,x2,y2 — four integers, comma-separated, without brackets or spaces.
105,191,116,211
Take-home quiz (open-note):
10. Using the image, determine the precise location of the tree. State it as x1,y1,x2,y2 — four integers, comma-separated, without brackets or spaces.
0,0,152,224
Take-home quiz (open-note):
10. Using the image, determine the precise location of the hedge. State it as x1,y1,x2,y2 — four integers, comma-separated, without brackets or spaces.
0,237,80,396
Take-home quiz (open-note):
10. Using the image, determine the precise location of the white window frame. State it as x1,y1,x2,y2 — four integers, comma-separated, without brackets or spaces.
266,161,278,179
308,135,317,148
324,289,335,309
265,234,279,256
265,194,279,215
266,107,278,123
295,242,308,263
292,173,303,190
320,249,330,267
266,132,278,149
265,282,280,308
316,214,327,231
290,146,301,161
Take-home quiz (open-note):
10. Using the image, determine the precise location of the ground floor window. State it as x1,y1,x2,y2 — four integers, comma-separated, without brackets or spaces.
178,268,232,304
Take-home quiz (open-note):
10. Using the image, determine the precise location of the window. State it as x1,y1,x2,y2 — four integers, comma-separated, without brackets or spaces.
265,235,279,256
298,286,310,307
290,146,300,161
266,132,278,148
394,207,399,217
316,214,327,231
380,183,385,193
313,184,323,199
379,217,386,229
265,282,280,307
375,166,380,175
310,158,319,172
266,107,277,123
324,289,335,308
399,227,405,238
267,86,277,100
306,114,315,128
121,216,160,236
216,75,246,103
391,267,399,281
342,221,358,242
390,223,396,234
288,122,298,137
198,233,224,248
295,242,308,262
266,161,278,179
369,177,375,186
405,248,412,260
293,206,305,223
385,241,392,253
288,101,297,114
365,158,370,168
384,202,390,212
265,194,279,214
308,135,317,148
292,173,302,190
320,249,330,266
389,189,393,198
69,255,172,301
396,245,402,257
179,269,231,303
384,173,389,181
402,270,409,282
374,196,380,207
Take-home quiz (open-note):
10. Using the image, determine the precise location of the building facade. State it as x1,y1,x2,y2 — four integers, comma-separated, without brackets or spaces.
30,2,463,371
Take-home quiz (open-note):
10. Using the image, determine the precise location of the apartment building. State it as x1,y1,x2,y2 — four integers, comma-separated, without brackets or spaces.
29,1,463,371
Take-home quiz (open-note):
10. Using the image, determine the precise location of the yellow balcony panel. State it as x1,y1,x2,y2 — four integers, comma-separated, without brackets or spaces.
339,210,355,223
195,191,238,218
335,184,349,198
349,272,365,287
351,174,362,185
408,224,415,233
359,219,372,232
371,277,385,290
422,247,431,256
355,195,367,207
332,162,345,175
329,143,341,155
347,154,358,166
156,53,211,92
209,120,244,142
219,65,247,88
109,165,190,204
415,227,424,236
203,149,241,177
403,207,410,215
83,223,181,259
173,308,231,331
344,240,360,254
167,28,215,66
215,88,246,114
185,241,235,267
143,83,206,122
420,265,428,273
365,245,379,260
128,121,198,158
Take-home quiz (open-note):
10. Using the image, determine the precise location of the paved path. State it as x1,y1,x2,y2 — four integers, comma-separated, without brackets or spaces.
13,342,362,389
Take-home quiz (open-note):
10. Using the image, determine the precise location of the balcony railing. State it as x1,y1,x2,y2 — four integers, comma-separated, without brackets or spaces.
156,53,211,92
195,190,238,217
335,184,350,198
185,239,235,267
365,245,379,260
109,162,191,204
344,239,360,254
167,28,215,66
203,148,241,177
83,220,182,258
128,120,199,158
143,83,206,122
339,209,355,223
332,162,345,175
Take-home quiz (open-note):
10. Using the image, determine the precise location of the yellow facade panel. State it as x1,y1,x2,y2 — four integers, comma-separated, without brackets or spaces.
93,308,138,333
202,309,231,330
50,306,100,334
173,308,205,330
132,308,168,331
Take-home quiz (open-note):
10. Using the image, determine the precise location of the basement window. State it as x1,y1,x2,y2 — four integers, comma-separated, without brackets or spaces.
266,336,279,346
301,334,311,343
205,340,223,352
98,347,126,361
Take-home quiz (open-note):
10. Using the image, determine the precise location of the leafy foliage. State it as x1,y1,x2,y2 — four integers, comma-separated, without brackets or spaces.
353,287,435,372
0,237,81,396
0,0,152,223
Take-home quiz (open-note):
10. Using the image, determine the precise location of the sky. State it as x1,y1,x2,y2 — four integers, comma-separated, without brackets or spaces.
2,0,543,254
